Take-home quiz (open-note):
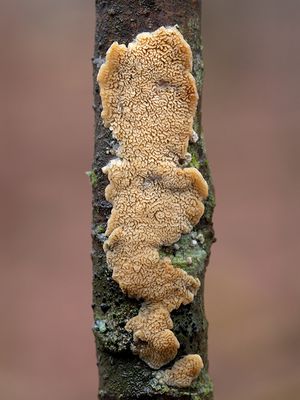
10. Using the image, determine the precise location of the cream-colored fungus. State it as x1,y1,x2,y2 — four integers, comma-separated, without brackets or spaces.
98,26,207,387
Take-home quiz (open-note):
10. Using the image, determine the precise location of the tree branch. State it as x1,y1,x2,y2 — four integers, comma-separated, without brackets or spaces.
91,1,215,399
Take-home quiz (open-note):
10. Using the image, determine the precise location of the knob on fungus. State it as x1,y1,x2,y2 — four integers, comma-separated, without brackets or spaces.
97,26,208,387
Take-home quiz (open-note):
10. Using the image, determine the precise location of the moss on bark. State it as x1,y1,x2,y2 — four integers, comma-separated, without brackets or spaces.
91,1,215,398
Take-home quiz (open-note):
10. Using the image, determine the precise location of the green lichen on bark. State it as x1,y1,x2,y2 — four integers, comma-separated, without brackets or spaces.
91,1,215,399
86,169,98,187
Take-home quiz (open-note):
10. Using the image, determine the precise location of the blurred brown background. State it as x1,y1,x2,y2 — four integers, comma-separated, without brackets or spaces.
0,1,299,399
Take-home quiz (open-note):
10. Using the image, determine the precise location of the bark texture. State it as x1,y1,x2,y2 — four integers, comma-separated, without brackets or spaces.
91,1,215,399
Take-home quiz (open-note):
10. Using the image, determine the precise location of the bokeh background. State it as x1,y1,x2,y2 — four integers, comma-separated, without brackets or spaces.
0,1,299,399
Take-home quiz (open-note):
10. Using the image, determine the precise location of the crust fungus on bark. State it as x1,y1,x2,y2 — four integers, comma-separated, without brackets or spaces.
98,27,207,385
92,1,215,399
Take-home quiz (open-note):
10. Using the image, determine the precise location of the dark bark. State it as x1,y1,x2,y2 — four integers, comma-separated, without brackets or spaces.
91,1,215,399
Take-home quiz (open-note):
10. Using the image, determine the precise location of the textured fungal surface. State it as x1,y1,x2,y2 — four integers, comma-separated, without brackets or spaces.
157,355,204,388
98,26,208,387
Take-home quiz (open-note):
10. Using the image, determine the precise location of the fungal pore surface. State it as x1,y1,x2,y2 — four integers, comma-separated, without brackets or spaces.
98,26,208,388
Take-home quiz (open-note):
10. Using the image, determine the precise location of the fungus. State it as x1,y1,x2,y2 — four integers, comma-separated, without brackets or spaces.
98,26,208,386
160,354,204,388
125,303,180,369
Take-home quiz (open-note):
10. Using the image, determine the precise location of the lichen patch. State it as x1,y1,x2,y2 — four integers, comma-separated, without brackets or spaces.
98,26,207,387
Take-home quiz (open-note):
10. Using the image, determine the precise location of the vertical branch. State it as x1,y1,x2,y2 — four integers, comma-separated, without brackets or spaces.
91,1,215,399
